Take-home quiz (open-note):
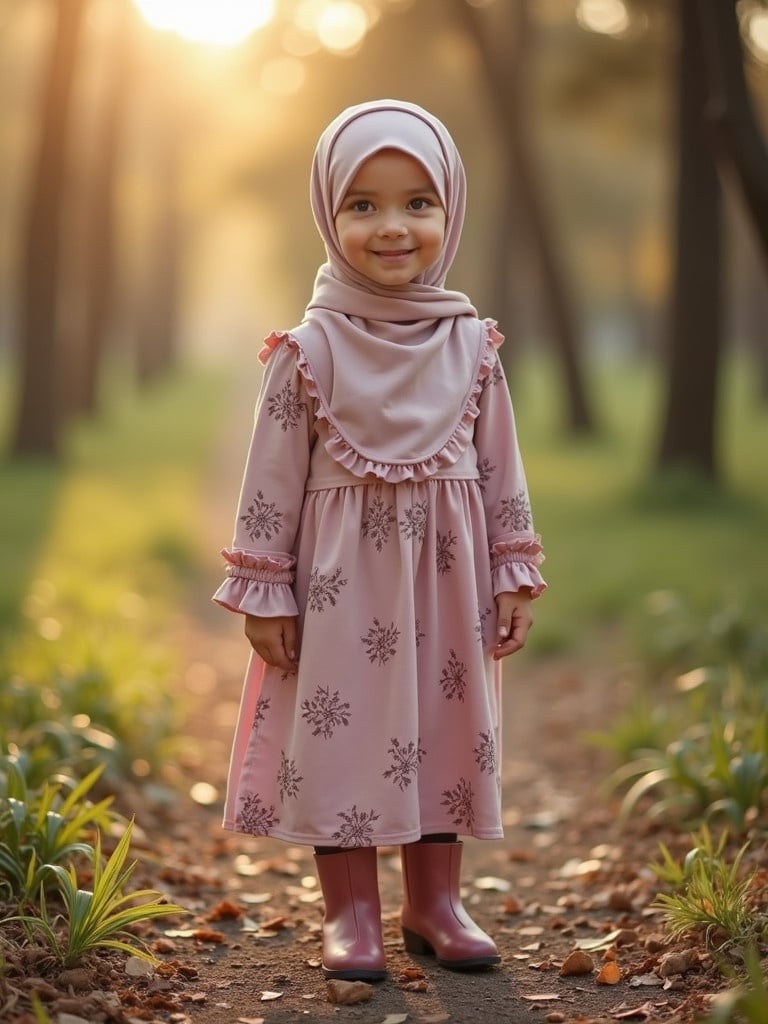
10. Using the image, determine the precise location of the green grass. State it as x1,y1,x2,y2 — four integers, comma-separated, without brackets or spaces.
512,353,768,654
0,361,233,771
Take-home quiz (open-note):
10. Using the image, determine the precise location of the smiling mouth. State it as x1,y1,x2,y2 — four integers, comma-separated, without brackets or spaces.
374,249,413,258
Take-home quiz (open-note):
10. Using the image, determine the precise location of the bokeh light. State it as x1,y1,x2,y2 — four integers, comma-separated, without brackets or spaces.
132,0,275,45
576,0,630,37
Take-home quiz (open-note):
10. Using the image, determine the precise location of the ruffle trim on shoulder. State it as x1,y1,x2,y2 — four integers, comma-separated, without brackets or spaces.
490,533,547,599
259,323,503,483
212,548,298,617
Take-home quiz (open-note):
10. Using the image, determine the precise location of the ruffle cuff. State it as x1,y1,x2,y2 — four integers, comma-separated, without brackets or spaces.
490,534,547,599
212,548,298,617
259,323,504,483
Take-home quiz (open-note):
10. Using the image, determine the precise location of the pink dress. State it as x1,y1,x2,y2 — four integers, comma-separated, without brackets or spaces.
214,324,546,847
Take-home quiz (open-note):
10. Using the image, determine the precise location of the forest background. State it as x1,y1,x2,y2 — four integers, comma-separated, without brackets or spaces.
1,2,768,1020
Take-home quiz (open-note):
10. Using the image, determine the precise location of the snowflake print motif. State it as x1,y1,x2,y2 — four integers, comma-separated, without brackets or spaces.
441,777,475,829
436,530,457,576
361,495,395,552
307,566,348,613
300,685,351,739
236,793,279,835
383,737,426,791
473,731,497,775
240,490,284,542
496,489,532,532
439,649,468,702
361,618,400,665
267,380,305,431
251,695,271,730
331,805,380,847
481,361,504,392
399,500,428,543
277,751,303,802
415,618,426,649
475,606,493,645
477,457,496,494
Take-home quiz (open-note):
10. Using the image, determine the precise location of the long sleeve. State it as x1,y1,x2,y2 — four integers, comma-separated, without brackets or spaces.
213,339,314,617
473,344,546,599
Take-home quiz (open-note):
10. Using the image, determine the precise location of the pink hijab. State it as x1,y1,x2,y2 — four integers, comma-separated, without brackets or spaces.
263,99,495,481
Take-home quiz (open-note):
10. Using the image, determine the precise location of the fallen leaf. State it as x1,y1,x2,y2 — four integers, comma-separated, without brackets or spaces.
382,1015,410,1023
260,915,288,930
326,979,374,1004
595,961,621,985
574,928,625,952
612,1001,659,1020
503,895,523,914
206,899,243,921
521,993,560,1002
400,979,429,991
236,1018,265,1024
629,973,664,988
56,1016,91,1024
559,950,594,976
545,1013,567,1023
398,967,426,981
474,875,511,892
125,956,154,978
260,990,284,1001
192,928,227,943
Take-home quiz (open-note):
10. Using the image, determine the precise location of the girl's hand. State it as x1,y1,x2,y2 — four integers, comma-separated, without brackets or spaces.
244,614,299,671
492,590,533,661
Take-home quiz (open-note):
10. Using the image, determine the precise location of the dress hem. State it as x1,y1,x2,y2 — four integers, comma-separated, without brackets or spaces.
221,820,504,845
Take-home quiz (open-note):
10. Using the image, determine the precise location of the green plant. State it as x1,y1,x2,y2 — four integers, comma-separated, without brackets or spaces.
0,760,113,901
702,947,768,1024
651,839,762,951
651,824,728,888
14,820,185,966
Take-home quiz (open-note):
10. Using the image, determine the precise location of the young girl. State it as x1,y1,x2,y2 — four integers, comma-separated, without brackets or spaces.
214,99,546,981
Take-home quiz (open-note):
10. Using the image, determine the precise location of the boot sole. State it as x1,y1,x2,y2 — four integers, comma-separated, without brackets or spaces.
402,927,501,970
322,966,386,981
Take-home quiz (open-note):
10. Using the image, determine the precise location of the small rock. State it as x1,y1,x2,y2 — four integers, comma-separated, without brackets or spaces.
57,968,92,991
658,948,698,977
326,979,374,1004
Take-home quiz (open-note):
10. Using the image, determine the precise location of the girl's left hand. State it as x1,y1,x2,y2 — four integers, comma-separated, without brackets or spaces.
492,590,533,660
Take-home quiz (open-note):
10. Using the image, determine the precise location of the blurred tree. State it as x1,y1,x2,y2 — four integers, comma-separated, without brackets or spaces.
656,0,723,479
454,0,595,435
657,0,768,477
66,0,133,418
699,0,768,271
11,0,87,457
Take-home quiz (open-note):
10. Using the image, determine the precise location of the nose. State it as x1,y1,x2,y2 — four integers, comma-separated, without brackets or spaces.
376,214,407,238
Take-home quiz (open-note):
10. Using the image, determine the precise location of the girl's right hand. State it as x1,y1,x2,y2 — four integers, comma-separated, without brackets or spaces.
244,614,299,671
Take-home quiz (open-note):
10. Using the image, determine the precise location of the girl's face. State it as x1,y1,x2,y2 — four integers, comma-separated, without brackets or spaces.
334,149,446,286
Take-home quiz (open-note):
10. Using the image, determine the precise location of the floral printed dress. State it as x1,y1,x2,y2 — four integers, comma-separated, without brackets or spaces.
213,325,546,848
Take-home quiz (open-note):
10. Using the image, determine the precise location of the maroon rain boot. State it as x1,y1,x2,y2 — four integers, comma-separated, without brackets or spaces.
400,841,501,970
314,847,386,981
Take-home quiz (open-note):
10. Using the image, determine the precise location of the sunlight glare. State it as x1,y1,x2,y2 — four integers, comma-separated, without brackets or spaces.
317,2,369,53
745,9,768,63
132,0,275,46
576,0,630,37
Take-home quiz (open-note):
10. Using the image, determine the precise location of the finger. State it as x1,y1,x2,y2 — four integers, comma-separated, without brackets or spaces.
282,619,299,664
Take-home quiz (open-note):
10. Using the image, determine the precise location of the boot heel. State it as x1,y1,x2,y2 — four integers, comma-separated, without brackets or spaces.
402,927,434,956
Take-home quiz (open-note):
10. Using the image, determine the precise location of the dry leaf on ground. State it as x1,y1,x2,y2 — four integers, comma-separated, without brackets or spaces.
559,949,594,976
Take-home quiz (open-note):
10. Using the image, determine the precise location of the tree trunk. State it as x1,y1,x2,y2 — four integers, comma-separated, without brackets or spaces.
68,0,132,418
698,0,768,276
656,0,723,479
453,0,595,434
10,0,86,457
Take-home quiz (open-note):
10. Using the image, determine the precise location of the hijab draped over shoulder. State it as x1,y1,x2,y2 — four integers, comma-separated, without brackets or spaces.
260,99,499,482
